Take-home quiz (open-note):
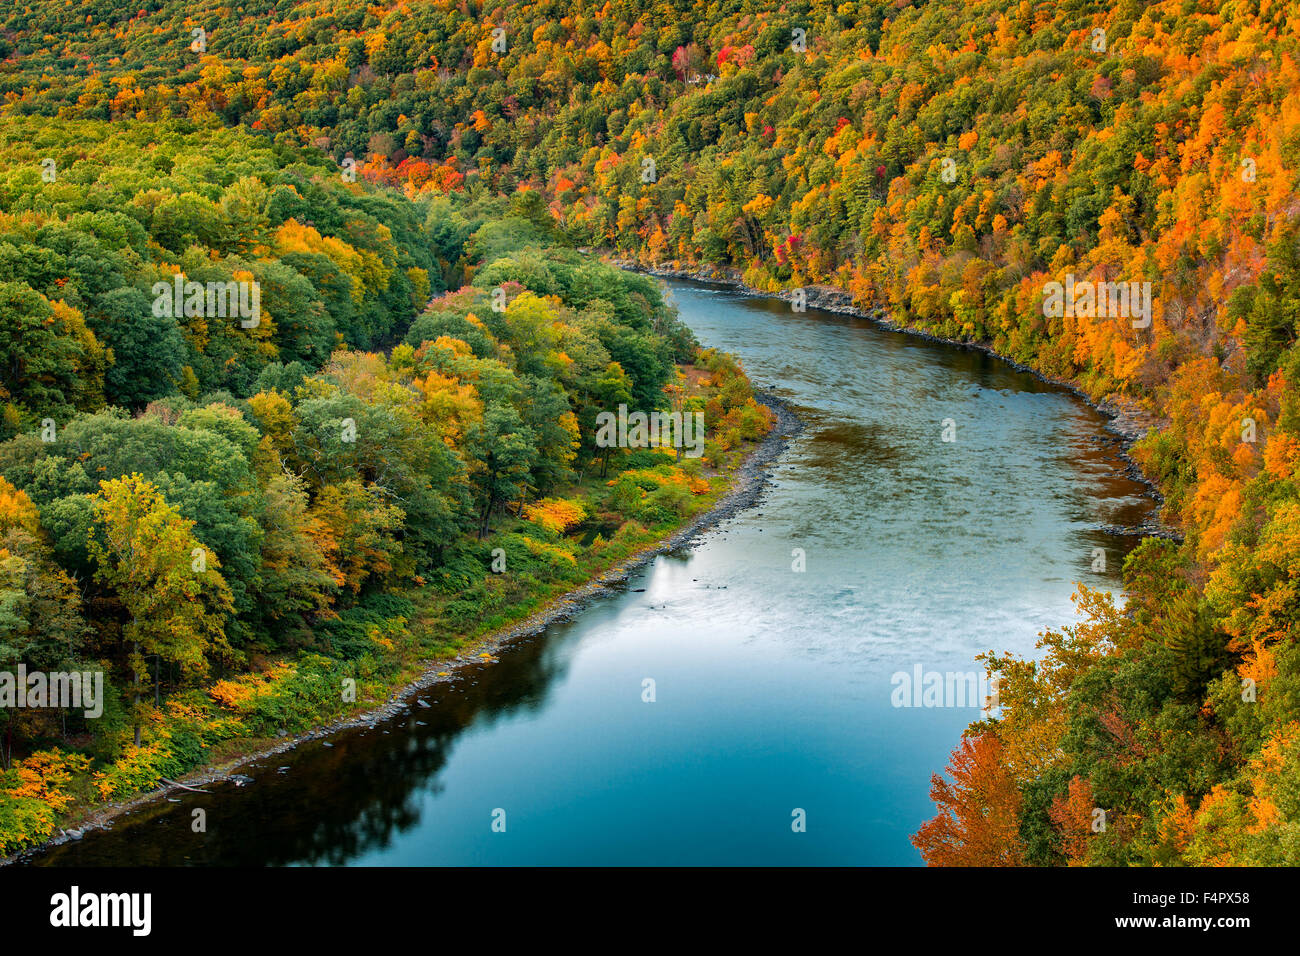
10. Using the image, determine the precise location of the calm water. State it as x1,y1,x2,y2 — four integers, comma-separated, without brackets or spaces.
35,281,1152,866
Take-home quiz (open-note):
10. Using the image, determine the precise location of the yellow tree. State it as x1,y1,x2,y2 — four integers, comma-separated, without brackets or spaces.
663,371,689,462
88,474,233,746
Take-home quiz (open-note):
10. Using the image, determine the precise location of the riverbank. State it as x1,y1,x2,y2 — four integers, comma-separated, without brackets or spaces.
5,390,802,866
614,259,1178,542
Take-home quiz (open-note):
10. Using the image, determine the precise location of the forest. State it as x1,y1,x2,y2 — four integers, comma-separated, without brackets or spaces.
1,0,1298,865
0,115,771,855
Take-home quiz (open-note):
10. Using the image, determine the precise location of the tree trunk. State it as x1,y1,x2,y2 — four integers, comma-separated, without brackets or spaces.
132,640,142,748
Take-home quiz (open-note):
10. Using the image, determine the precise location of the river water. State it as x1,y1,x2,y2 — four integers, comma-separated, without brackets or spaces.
34,280,1153,866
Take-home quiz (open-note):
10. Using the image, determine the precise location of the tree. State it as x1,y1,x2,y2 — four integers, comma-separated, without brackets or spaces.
912,733,1026,866
88,475,234,746
0,478,89,766
467,403,538,538
308,479,405,596
252,473,337,644
1049,775,1097,866
591,361,634,476
91,287,184,408
0,282,107,437
0,477,86,672
520,374,579,491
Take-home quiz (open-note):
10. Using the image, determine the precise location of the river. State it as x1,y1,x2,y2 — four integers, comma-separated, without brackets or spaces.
33,279,1153,866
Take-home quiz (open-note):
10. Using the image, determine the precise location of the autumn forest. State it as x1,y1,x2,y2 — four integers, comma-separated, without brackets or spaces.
1,0,1299,870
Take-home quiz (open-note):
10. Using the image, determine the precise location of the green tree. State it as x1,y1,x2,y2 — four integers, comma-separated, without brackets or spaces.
468,403,538,538
0,282,106,436
92,287,184,408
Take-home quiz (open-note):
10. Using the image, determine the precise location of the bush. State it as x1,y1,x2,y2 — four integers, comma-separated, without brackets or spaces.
0,750,91,855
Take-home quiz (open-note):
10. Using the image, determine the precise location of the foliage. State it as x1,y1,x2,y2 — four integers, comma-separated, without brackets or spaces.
0,114,765,852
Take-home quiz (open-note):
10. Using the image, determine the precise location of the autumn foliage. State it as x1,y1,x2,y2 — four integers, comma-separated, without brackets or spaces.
0,112,768,853
911,733,1025,867
2,0,1300,866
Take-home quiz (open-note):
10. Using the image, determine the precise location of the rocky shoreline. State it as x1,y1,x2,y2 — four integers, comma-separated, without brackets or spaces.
5,389,803,866
619,258,1178,542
